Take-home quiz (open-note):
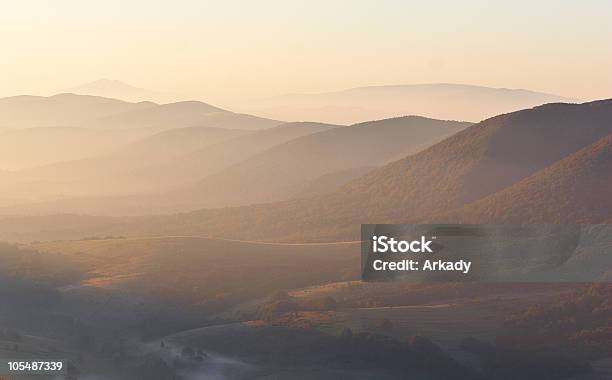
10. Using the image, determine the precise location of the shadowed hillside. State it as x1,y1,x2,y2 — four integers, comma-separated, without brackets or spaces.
342,99,612,222
295,166,376,198
431,134,612,224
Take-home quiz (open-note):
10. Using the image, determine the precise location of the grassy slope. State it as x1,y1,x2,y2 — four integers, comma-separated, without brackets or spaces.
30,237,361,303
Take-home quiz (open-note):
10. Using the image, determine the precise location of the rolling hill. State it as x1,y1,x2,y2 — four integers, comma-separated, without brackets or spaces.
6,126,252,198
3,122,337,201
0,117,468,215
0,92,284,172
87,100,282,131
130,121,342,188
0,127,152,170
0,93,282,132
124,99,612,241
336,99,612,220
243,83,577,124
169,116,470,209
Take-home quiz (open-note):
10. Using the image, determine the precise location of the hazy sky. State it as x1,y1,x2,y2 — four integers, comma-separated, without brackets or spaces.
1,0,610,104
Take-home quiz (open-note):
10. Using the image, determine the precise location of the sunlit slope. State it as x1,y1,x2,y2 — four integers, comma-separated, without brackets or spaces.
30,237,360,302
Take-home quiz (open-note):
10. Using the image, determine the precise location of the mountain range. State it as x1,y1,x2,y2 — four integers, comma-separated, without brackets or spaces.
1,122,337,200
11,126,251,192
100,99,611,243
0,116,469,213
0,93,154,129
0,93,284,170
170,116,469,210
0,98,610,243
0,93,281,131
242,83,577,124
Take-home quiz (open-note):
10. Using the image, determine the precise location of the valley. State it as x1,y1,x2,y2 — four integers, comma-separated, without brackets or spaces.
3,4,611,379
0,90,610,380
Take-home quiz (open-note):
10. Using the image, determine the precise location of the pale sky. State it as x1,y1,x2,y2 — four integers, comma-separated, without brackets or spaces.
1,0,610,104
